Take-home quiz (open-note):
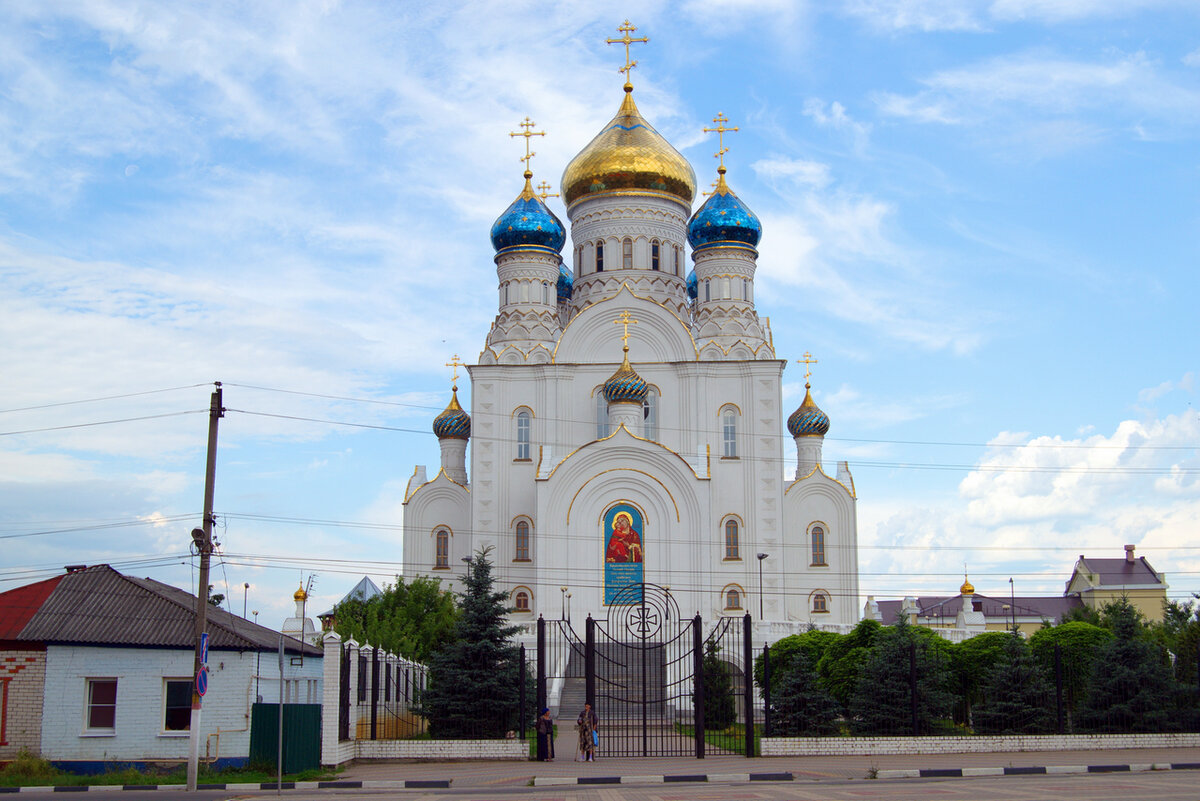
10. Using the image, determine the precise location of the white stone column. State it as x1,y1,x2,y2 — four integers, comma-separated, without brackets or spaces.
439,437,469,484
608,400,642,432
320,632,342,765
795,435,823,477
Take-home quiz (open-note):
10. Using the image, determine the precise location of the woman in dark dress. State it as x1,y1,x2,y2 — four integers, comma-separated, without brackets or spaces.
535,707,554,761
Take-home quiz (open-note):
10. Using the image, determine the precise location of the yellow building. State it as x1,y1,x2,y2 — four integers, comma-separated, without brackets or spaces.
1064,544,1169,622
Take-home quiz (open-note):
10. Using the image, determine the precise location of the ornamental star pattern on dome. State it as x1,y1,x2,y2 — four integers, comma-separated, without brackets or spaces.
432,355,472,440
787,352,831,437
603,311,649,404
687,112,761,251
490,117,566,254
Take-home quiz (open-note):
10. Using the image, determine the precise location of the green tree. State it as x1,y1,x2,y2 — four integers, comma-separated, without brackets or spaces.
1076,597,1176,733
815,618,882,709
949,631,1013,726
1029,620,1112,721
416,548,526,738
702,639,737,729
332,575,460,662
973,634,1053,734
754,628,842,699
770,649,842,736
848,619,955,735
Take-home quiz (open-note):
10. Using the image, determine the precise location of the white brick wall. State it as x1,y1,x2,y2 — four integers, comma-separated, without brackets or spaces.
355,739,527,760
1,647,47,760
760,732,1200,756
41,645,322,764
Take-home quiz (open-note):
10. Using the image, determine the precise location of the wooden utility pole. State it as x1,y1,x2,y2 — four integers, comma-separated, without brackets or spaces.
187,383,223,791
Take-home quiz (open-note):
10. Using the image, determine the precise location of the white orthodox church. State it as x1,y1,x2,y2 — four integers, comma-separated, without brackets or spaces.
401,36,859,637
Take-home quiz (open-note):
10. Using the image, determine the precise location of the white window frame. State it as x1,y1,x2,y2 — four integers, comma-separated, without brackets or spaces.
85,678,117,734
162,678,191,734
515,410,532,460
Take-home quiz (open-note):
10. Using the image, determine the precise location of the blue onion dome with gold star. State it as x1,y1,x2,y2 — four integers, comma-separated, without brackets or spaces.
687,167,761,252
490,170,566,256
787,383,830,437
561,87,697,209
432,386,471,440
557,262,573,301
686,269,698,301
603,346,649,404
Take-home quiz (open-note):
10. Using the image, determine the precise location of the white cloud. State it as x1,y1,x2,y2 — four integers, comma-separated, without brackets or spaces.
842,0,987,31
989,0,1191,23
751,155,832,189
1185,48,1200,67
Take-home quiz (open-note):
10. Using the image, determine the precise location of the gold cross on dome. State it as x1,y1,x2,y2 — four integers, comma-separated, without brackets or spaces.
798,351,818,382
445,354,465,388
703,112,739,172
613,311,639,350
701,178,721,197
509,117,545,174
536,181,559,201
606,20,648,88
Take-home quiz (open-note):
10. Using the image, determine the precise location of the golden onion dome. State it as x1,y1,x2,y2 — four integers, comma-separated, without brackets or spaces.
960,575,975,595
293,584,307,602
561,87,696,209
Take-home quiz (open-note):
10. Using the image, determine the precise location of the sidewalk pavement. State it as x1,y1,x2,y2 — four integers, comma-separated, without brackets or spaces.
337,746,1200,788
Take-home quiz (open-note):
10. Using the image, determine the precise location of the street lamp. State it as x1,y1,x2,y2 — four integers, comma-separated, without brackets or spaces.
243,582,250,618
560,587,568,621
756,553,768,620
1009,577,1015,633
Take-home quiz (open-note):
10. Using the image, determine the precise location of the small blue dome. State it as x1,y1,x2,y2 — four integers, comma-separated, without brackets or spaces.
686,269,698,301
787,385,830,437
603,351,648,405
687,173,761,252
433,390,471,440
557,263,573,301
490,177,566,254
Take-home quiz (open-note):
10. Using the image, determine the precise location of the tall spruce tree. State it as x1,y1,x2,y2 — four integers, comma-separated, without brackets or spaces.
973,633,1053,734
770,650,842,736
848,619,954,735
416,548,526,738
1076,597,1176,733
702,639,737,729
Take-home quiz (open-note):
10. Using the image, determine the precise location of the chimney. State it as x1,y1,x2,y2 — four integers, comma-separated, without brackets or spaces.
1124,544,1136,563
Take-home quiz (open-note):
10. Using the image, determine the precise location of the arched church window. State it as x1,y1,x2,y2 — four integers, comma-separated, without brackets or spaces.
811,590,830,614
723,585,743,610
513,588,532,612
577,245,583,272
642,388,658,440
595,241,604,272
811,524,827,566
723,518,740,560
651,240,660,271
742,279,748,301
704,279,711,302
622,237,633,269
514,519,531,561
434,528,450,569
595,390,609,438
721,406,739,458
515,410,531,460
543,281,550,305
674,246,681,276
503,283,509,305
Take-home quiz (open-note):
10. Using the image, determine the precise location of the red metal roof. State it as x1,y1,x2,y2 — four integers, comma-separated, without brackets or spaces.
0,574,64,639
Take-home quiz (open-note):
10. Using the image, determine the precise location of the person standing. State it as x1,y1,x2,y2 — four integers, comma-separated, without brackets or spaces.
576,702,599,761
535,708,555,761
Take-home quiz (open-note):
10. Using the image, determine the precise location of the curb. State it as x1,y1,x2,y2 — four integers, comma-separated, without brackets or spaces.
533,772,793,786
0,780,449,793
875,762,1199,780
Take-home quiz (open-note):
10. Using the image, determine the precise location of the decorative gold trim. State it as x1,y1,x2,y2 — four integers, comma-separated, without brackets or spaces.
509,514,534,529
597,498,648,529
539,422,708,482
784,464,856,499
511,406,536,419
431,524,454,537
553,283,699,362
565,468,680,524
718,402,742,417
722,583,746,611
405,467,471,504
536,444,544,473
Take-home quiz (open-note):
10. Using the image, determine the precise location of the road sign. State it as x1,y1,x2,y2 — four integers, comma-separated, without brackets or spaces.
200,631,209,665
196,666,209,697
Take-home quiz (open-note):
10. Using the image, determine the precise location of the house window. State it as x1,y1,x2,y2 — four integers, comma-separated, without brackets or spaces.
595,241,604,272
163,679,191,731
724,519,740,560
596,391,609,438
811,525,827,566
515,410,531,460
435,528,449,568
515,520,530,561
642,389,658,440
514,590,531,612
722,408,738,458
651,240,660,270
812,591,830,614
622,237,633,268
86,678,117,731
724,588,742,610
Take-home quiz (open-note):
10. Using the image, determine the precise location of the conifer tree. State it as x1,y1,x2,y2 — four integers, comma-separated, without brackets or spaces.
973,633,1053,734
702,639,737,729
770,650,842,736
416,548,526,738
848,619,954,735
1076,597,1176,733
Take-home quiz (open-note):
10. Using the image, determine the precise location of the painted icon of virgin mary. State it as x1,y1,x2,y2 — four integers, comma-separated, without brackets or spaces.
605,511,643,563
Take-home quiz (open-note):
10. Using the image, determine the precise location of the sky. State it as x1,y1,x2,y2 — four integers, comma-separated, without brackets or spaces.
1,1,1198,631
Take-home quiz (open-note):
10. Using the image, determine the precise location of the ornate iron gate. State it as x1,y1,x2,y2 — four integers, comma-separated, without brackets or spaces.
537,583,754,758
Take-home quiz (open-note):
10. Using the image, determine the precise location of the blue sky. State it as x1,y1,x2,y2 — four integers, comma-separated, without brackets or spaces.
1,1,1197,629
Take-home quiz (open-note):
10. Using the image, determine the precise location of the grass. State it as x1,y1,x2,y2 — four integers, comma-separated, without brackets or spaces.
0,751,339,787
674,722,762,755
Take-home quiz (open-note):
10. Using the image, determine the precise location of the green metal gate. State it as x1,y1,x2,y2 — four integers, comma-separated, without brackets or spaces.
249,703,321,773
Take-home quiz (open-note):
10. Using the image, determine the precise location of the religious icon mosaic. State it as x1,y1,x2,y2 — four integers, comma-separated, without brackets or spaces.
604,502,644,604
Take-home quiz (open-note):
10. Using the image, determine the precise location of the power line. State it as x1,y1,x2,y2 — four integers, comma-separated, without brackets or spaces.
0,410,205,437
0,384,211,415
